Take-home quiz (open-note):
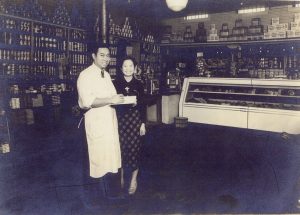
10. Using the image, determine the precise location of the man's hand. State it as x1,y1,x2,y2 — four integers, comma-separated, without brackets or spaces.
111,94,125,104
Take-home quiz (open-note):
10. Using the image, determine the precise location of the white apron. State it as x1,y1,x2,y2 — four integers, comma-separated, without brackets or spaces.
77,65,121,178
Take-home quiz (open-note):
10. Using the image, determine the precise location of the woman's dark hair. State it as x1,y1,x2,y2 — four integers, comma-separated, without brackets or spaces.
116,56,137,79
120,56,137,67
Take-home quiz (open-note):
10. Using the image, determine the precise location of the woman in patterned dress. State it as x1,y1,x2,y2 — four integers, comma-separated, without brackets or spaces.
114,56,146,195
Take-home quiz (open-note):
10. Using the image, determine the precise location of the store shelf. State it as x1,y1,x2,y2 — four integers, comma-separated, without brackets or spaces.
0,12,84,30
0,0,87,127
0,44,32,49
160,38,300,48
111,35,158,44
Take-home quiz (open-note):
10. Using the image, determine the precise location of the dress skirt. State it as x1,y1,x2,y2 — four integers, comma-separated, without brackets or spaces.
117,108,142,171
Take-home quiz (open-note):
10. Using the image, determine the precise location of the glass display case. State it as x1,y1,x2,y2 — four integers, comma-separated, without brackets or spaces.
179,77,300,134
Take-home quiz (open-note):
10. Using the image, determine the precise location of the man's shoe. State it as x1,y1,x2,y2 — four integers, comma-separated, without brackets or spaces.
106,193,125,200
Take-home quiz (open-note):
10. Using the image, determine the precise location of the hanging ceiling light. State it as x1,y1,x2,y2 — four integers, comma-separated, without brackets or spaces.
166,0,188,12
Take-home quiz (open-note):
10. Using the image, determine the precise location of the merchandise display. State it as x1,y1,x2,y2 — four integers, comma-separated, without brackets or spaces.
0,1,88,125
180,77,300,134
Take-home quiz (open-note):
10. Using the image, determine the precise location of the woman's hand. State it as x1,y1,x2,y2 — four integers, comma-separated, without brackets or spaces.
139,123,146,136
132,99,137,107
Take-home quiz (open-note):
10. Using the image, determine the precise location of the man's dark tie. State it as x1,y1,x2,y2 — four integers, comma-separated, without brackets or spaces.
101,69,104,78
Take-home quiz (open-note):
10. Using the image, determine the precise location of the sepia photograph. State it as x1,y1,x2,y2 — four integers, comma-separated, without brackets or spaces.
0,0,300,214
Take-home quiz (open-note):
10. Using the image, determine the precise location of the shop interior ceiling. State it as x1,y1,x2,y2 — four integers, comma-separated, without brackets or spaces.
107,0,300,19
9,0,300,18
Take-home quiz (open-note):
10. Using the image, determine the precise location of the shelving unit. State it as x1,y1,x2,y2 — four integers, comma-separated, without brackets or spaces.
107,13,161,94
180,77,300,134
0,76,10,153
160,38,300,48
108,36,118,80
160,35,300,81
140,42,161,95
0,110,10,154
0,11,89,126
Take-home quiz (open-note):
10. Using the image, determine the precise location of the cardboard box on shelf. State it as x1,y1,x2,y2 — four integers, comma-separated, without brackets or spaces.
220,30,229,37
209,29,218,35
271,17,280,25
0,142,10,154
222,23,229,30
248,34,263,40
235,19,243,27
295,30,300,37
232,27,248,36
198,22,205,29
287,30,295,38
248,25,264,35
291,22,298,29
271,32,278,38
219,37,228,41
207,35,219,41
32,94,43,107
251,18,261,26
290,22,300,31
277,31,286,38
268,25,276,32
294,13,300,21
275,23,288,31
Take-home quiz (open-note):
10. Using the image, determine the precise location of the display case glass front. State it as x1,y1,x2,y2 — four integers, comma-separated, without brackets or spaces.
179,77,300,134
185,80,300,111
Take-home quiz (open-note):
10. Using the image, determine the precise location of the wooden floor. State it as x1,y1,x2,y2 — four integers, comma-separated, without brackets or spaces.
1,117,300,214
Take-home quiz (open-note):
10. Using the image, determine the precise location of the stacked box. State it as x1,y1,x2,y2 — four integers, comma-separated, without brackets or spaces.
0,142,10,153
294,13,300,21
161,25,172,43
207,24,219,42
183,26,194,42
231,19,248,41
219,23,229,41
235,19,243,27
170,31,184,43
288,13,300,38
51,95,61,106
251,18,261,26
271,17,280,25
248,18,264,40
195,52,206,76
10,98,20,109
195,22,207,42
265,17,287,39
32,94,43,107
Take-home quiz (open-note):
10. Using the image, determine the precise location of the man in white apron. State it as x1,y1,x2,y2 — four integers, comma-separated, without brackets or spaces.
77,45,124,199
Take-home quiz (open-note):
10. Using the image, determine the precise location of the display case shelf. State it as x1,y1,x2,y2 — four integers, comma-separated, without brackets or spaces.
188,90,300,98
180,77,300,134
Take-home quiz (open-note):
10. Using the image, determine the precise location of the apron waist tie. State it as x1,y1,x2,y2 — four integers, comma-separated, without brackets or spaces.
77,116,84,129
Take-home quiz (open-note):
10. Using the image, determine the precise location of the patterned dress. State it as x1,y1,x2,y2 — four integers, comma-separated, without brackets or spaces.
114,77,146,171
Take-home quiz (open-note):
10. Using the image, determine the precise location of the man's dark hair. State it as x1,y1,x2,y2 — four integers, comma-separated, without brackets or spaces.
89,43,110,55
